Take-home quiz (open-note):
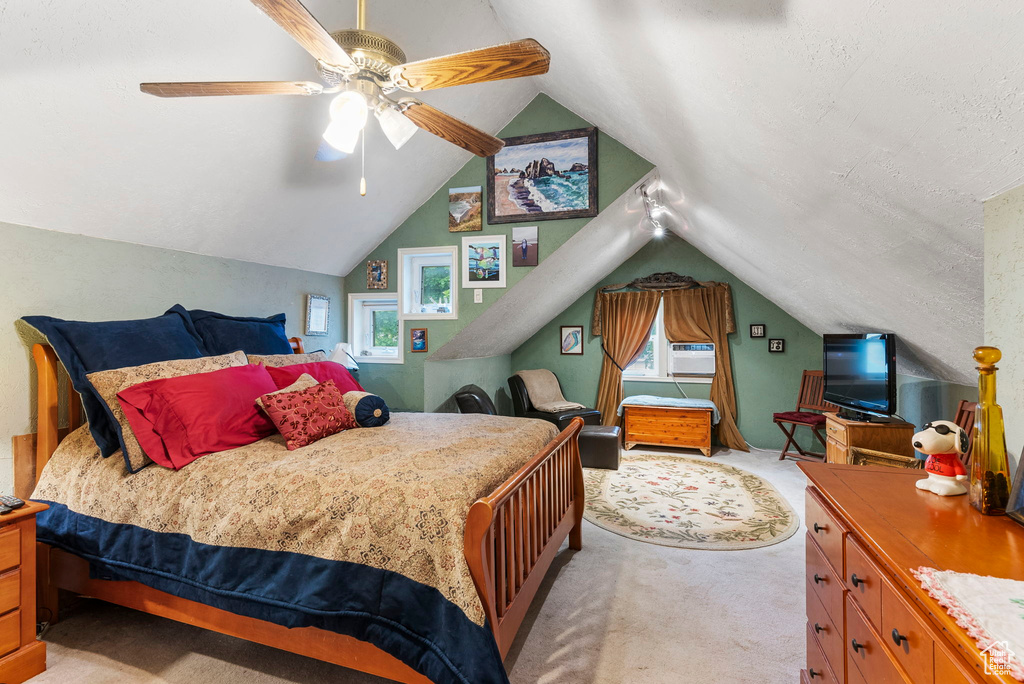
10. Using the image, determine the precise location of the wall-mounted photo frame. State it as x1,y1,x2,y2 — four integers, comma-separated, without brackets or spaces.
410,327,428,353
449,186,483,232
768,338,785,353
462,235,506,288
750,323,766,338
560,325,584,355
512,226,539,267
367,260,387,289
486,127,598,224
305,294,330,336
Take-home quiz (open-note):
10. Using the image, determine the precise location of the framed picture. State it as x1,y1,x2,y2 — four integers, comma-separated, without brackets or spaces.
410,327,428,353
768,338,785,353
486,127,598,224
511,226,538,267
560,325,584,355
750,324,766,338
367,260,387,289
462,235,506,288
305,294,330,336
449,186,482,232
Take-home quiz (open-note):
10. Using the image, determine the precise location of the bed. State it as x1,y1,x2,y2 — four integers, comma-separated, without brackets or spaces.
14,341,585,684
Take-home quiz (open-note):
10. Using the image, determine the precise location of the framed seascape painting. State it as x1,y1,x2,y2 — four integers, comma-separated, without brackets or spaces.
462,235,506,288
410,328,428,353
560,325,583,355
511,226,538,267
449,186,483,232
487,127,598,224
306,294,330,336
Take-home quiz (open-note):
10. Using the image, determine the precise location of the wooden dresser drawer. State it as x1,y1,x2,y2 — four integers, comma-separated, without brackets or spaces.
0,570,20,616
0,529,20,574
934,644,973,684
806,579,843,675
845,594,904,684
806,489,846,574
0,609,20,658
846,536,883,628
806,622,839,684
807,533,843,625
881,579,934,682
825,419,848,446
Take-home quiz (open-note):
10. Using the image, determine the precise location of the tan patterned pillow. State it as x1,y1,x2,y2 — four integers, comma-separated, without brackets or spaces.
87,351,248,472
255,373,319,410
248,351,327,367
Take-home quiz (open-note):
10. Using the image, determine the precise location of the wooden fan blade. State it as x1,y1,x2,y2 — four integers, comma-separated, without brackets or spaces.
249,0,356,71
390,39,549,92
400,99,503,157
140,81,324,97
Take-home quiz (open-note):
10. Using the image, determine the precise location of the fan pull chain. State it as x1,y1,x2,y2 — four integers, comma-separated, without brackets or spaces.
359,131,367,196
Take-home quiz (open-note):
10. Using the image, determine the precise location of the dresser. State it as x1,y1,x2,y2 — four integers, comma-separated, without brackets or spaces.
823,413,915,465
0,502,47,684
800,462,1019,683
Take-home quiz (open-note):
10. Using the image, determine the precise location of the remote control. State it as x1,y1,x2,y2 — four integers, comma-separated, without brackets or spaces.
0,496,24,511
0,506,11,515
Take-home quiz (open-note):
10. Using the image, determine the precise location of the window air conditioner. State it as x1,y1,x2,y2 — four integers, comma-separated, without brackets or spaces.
669,343,716,377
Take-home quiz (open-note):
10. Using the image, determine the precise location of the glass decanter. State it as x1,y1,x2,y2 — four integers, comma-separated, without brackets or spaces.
970,346,1011,515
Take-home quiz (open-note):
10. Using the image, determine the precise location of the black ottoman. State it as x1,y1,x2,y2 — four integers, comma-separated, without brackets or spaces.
579,425,621,469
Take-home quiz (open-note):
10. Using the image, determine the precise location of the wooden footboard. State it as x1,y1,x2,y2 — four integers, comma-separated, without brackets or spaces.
464,417,585,657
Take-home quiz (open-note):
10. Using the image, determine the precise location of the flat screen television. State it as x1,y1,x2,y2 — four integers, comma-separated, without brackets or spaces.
822,333,897,418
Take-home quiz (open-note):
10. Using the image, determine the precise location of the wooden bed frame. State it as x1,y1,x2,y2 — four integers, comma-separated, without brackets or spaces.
13,341,585,683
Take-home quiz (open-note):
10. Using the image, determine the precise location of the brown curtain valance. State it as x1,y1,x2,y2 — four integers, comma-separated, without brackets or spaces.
591,272,735,336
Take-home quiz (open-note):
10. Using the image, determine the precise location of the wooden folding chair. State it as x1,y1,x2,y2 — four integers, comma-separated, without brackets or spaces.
953,399,977,468
773,370,835,461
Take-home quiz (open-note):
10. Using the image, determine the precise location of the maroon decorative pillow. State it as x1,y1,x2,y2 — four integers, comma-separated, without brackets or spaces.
257,379,357,450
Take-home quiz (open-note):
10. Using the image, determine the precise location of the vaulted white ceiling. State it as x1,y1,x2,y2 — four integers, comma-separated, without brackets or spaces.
4,1,1022,384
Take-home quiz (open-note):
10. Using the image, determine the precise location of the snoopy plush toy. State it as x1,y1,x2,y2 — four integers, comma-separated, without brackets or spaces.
913,420,969,496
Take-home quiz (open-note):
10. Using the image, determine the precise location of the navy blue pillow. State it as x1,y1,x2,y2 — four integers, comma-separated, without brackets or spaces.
21,305,206,458
189,309,291,355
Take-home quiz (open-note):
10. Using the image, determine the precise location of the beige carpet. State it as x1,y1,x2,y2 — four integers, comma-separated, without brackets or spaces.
29,447,807,684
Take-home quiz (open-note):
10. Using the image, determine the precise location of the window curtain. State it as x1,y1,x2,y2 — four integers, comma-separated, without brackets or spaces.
662,286,748,451
595,291,662,425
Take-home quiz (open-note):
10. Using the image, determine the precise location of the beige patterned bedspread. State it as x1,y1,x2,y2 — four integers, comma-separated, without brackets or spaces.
34,413,559,626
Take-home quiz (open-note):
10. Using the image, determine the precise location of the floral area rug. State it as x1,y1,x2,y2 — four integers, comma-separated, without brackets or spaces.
583,453,799,550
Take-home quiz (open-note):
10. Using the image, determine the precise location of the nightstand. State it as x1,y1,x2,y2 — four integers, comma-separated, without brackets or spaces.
0,502,47,684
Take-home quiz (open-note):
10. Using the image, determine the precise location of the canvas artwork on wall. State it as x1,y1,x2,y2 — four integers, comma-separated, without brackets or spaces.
410,328,428,353
462,235,506,288
560,325,583,355
366,260,387,289
448,186,482,232
486,127,598,224
512,226,538,267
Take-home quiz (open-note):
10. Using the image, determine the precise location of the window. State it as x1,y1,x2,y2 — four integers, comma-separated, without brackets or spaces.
348,292,403,364
398,246,458,319
623,301,714,383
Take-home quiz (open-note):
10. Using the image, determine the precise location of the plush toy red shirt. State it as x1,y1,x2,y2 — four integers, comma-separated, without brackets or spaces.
924,453,966,478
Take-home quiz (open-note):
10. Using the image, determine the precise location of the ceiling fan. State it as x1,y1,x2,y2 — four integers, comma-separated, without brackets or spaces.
141,0,550,187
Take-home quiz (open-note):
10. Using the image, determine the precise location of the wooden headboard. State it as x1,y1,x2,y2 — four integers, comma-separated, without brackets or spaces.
12,337,307,499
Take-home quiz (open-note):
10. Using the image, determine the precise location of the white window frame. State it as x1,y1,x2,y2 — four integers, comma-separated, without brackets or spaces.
623,301,713,384
348,292,403,364
397,246,458,320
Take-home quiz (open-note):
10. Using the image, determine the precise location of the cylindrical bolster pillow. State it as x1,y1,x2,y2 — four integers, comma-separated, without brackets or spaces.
342,391,390,427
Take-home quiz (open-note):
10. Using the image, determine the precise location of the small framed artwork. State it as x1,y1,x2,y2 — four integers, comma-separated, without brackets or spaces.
449,186,482,232
410,328,428,353
367,260,387,289
750,324,766,338
305,294,330,336
560,325,584,355
768,338,785,353
512,226,538,267
462,235,506,288
487,127,598,224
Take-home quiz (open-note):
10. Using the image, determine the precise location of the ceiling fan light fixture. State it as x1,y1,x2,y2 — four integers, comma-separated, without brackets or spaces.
376,105,418,150
323,91,368,153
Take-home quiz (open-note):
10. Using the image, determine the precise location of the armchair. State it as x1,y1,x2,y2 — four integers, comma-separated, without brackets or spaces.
507,373,601,431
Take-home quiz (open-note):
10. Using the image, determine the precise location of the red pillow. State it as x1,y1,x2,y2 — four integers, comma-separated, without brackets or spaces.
117,364,278,470
265,361,363,394
257,379,357,450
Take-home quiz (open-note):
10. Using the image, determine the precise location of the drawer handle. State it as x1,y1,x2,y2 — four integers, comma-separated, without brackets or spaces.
813,522,827,533
814,622,826,634
891,629,908,646
809,669,821,679
851,638,865,653
813,573,827,585
851,573,865,587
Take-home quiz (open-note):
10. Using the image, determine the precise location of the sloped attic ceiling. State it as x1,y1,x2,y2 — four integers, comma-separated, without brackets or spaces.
489,0,1024,384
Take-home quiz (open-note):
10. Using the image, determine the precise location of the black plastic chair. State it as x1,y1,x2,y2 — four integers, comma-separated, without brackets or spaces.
454,385,498,415
507,373,601,431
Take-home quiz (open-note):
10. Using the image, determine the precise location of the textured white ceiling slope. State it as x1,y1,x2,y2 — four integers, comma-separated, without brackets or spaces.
0,0,537,276
490,0,1024,384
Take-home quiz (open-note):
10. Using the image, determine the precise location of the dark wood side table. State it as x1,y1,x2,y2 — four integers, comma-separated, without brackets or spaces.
0,501,47,684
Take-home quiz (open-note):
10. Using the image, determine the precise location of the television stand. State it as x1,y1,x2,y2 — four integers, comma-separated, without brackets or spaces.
835,408,892,423
824,412,916,466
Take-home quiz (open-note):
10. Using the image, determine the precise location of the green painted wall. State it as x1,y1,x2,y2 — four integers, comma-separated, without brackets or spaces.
897,375,975,434
1,220,345,494
344,93,654,411
423,355,513,414
511,234,822,449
